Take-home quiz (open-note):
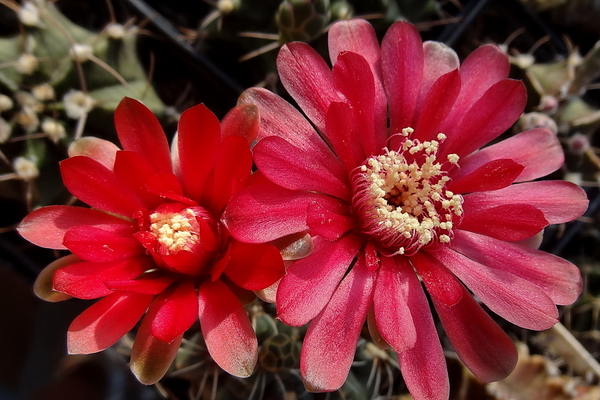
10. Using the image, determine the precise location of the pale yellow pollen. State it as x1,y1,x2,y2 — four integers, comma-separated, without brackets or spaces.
149,209,200,253
447,153,460,165
437,133,447,141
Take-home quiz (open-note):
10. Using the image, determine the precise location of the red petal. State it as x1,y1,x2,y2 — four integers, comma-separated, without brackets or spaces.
429,246,559,330
276,235,362,326
306,201,354,241
220,103,259,144
395,256,449,400
418,41,459,104
223,178,347,243
440,79,527,160
202,136,252,215
18,205,136,250
114,98,172,175
223,240,285,291
410,252,463,306
254,136,351,200
177,103,221,201
150,280,198,343
328,19,380,72
60,156,147,218
432,285,518,383
382,21,423,136
68,136,119,170
462,181,588,224
450,230,582,306
325,102,365,171
459,128,564,183
277,42,342,133
54,257,153,299
104,274,176,295
113,151,167,208
448,159,524,194
33,254,79,302
373,256,417,353
198,279,257,377
130,299,183,385
67,292,153,354
458,204,549,241
63,226,144,262
301,254,375,392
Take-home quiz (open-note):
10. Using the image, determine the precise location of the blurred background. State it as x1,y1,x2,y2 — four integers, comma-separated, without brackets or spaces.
1,0,600,399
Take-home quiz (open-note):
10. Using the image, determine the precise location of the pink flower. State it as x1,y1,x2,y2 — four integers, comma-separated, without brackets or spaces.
223,19,588,399
18,98,285,384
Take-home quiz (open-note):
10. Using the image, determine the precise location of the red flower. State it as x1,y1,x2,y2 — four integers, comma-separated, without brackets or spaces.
223,20,588,399
18,98,285,384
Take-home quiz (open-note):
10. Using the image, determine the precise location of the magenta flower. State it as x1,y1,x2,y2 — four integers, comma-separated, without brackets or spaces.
223,19,588,398
18,98,285,384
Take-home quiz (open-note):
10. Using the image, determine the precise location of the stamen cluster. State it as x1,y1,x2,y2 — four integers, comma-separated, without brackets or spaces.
150,208,201,254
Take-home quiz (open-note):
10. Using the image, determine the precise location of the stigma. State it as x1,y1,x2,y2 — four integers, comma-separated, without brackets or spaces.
351,129,463,256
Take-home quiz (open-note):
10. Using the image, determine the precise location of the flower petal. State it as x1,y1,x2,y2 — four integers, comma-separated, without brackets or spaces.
450,230,582,306
382,21,424,135
428,246,559,330
150,280,198,343
220,103,259,144
130,299,184,385
114,98,172,175
373,256,417,353
63,225,144,262
410,252,463,307
198,279,257,377
253,136,351,200
104,274,176,295
419,41,459,103
277,42,342,133
306,201,354,241
18,205,136,250
328,19,380,73
224,240,285,291
68,136,119,170
432,285,518,383
448,159,524,194
394,256,449,400
33,254,79,302
459,128,564,183
54,257,153,299
177,103,221,201
60,156,147,218
67,292,153,354
462,181,588,224
301,254,375,392
276,235,362,326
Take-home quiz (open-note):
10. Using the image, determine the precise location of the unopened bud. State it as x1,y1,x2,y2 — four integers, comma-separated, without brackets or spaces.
567,133,590,155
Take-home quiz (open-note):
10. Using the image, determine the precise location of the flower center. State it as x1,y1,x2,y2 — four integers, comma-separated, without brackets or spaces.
149,208,201,254
351,128,463,256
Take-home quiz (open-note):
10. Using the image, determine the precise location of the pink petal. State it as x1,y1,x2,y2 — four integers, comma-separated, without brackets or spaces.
414,69,461,143
306,201,354,241
440,79,527,160
395,255,449,400
450,229,582,306
459,128,564,182
410,252,463,307
419,41,459,103
328,19,380,72
198,279,257,377
276,235,362,326
458,204,549,241
68,136,119,170
325,101,367,171
18,205,136,250
177,103,221,201
253,136,351,200
462,181,588,224
301,253,375,392
54,257,153,299
277,42,342,133
150,280,198,343
67,292,153,354
130,298,184,385
428,246,559,330
114,98,172,175
60,156,147,218
33,254,79,302
63,226,144,262
448,159,524,194
432,285,517,383
224,240,285,291
381,21,424,135
104,274,176,295
332,51,386,156
202,135,252,215
223,177,347,243
373,256,417,353
442,44,510,131
220,103,259,144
